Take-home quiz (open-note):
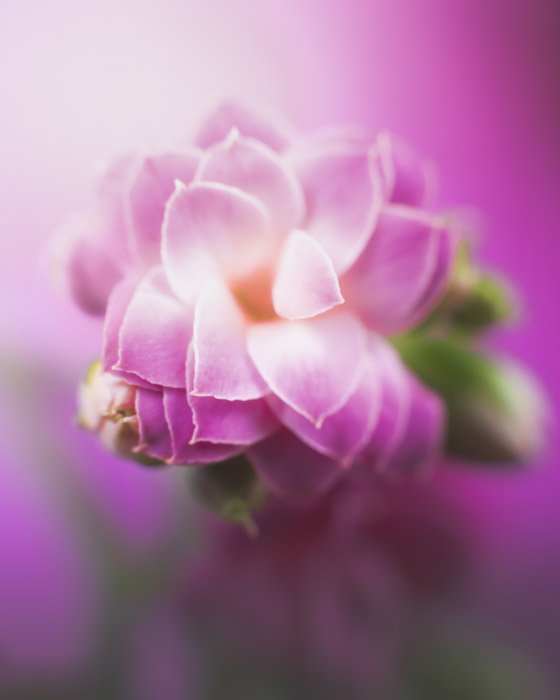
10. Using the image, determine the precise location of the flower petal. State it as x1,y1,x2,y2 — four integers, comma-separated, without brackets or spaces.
357,341,411,470
127,150,200,266
272,230,343,320
406,227,455,327
247,313,366,426
192,279,269,400
135,388,173,461
291,144,381,273
194,100,291,152
162,181,273,303
343,205,442,334
102,275,138,372
195,130,304,235
376,132,438,208
114,268,192,388
247,428,343,502
53,212,122,316
163,388,242,465
268,348,382,464
186,344,278,445
385,378,445,477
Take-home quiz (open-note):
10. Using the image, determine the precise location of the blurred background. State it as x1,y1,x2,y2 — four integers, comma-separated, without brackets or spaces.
0,1,559,697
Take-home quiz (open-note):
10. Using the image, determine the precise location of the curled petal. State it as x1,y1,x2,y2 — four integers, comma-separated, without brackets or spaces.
114,268,192,388
162,181,273,303
385,379,445,477
268,350,382,464
406,227,455,327
135,388,173,461
272,230,343,320
247,313,366,426
102,275,139,372
376,132,438,208
357,341,411,470
247,428,342,502
343,205,450,334
163,388,242,465
193,279,268,400
53,213,122,316
291,144,382,273
194,100,291,152
127,150,200,266
195,131,304,234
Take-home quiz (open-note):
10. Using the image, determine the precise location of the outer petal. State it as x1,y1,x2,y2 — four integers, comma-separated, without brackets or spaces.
102,274,139,372
95,153,138,265
53,213,122,316
384,378,445,477
195,131,304,235
127,150,200,266
162,181,273,303
357,341,411,471
135,388,173,461
291,144,381,274
194,100,291,152
163,389,243,465
406,227,455,327
268,350,382,464
247,428,343,502
247,313,366,426
343,205,443,334
376,132,438,208
192,279,268,400
115,268,192,388
272,230,343,320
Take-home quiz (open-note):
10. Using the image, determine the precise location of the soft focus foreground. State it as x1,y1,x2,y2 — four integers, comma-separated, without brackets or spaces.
1,1,559,698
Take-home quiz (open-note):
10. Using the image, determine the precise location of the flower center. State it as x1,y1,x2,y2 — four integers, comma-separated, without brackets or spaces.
230,265,277,322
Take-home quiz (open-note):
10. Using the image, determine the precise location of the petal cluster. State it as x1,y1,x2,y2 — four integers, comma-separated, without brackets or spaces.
60,102,455,501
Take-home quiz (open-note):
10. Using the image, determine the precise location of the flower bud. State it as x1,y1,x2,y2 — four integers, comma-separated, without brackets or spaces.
78,361,158,464
426,242,516,334
394,337,548,464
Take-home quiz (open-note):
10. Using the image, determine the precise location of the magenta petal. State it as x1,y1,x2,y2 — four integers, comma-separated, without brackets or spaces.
192,279,268,400
377,133,438,208
102,275,139,372
195,131,304,235
127,150,200,266
291,144,381,274
272,230,344,320
357,341,411,470
186,344,277,444
191,395,278,445
55,213,122,316
247,428,343,502
268,350,382,464
95,153,138,265
247,313,366,426
162,181,273,303
135,388,173,461
343,205,442,334
163,388,242,465
194,100,291,152
385,378,445,477
115,268,192,388
406,228,455,327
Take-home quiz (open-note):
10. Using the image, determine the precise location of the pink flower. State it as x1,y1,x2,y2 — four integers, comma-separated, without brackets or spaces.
59,101,454,501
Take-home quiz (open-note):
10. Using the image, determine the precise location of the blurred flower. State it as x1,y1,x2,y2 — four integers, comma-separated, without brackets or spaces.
55,101,455,502
394,336,549,464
